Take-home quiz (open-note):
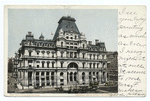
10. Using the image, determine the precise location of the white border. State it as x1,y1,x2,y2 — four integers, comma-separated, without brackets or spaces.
0,0,150,101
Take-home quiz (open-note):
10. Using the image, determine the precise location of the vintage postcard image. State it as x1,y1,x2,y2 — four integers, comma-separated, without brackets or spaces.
4,5,146,97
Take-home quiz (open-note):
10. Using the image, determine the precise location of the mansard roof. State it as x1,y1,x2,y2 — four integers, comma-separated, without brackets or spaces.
53,16,80,40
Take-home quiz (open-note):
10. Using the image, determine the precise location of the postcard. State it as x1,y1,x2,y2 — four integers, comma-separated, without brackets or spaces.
4,5,146,97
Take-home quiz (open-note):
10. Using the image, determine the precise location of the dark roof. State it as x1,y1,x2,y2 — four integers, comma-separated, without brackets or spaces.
53,16,80,40
39,34,44,39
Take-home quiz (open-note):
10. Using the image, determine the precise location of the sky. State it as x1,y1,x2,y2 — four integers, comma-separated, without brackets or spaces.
8,9,118,57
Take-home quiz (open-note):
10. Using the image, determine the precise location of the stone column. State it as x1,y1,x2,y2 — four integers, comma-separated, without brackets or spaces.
39,71,41,86
64,72,67,86
32,71,35,87
72,72,74,81
85,72,89,84
45,72,47,86
105,71,107,82
99,71,102,84
68,72,70,82
54,72,57,86
49,72,51,87
24,71,28,86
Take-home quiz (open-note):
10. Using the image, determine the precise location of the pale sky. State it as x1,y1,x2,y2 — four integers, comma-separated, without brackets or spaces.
8,9,118,57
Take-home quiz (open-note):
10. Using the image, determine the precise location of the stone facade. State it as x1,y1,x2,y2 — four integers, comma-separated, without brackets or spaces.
15,16,108,88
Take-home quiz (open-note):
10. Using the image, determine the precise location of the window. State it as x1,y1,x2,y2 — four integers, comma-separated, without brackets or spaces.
70,37,73,39
70,72,73,81
83,44,85,48
52,52,54,58
90,54,92,60
74,47,77,49
37,52,39,55
90,63,92,68
74,72,77,81
61,52,63,57
74,53,77,58
93,54,95,60
82,72,85,81
52,62,54,68
74,43,77,45
37,65,39,68
97,55,99,59
29,52,31,56
60,72,63,76
61,42,63,47
93,63,95,68
61,62,63,68
41,72,44,76
83,53,85,59
83,63,85,68
70,43,73,45
97,63,99,68
70,52,73,58
75,35,77,39
70,46,73,49
60,79,64,82
67,46,69,49
47,62,49,68
42,62,44,68
66,36,69,39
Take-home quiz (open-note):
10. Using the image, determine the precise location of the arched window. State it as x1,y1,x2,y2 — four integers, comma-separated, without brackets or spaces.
67,62,78,69
75,35,77,39
70,72,73,81
61,42,63,47
60,72,63,76
74,72,77,81
82,72,85,81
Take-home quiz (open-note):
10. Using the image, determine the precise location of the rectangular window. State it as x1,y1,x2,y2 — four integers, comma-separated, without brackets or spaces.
61,53,63,57
74,43,77,45
47,63,49,68
67,46,69,49
70,46,73,49
37,65,39,68
60,79,64,82
61,62,63,68
97,64,99,68
93,63,95,68
52,62,54,68
90,63,91,68
83,63,85,68
29,52,31,56
42,63,44,68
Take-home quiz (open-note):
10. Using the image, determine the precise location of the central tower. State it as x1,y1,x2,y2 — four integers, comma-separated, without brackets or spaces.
53,16,81,41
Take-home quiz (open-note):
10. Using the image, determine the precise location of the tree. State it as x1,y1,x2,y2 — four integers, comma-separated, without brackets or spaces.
8,58,13,73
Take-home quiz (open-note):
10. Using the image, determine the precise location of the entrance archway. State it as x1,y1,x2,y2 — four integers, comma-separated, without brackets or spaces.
67,62,78,84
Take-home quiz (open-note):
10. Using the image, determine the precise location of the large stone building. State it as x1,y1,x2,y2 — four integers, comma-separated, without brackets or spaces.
15,16,108,89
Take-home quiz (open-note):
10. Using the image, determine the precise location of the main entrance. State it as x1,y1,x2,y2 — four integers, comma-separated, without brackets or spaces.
67,62,78,85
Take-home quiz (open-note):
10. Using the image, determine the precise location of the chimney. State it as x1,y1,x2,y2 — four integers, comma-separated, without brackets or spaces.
88,41,92,45
95,39,99,44
28,31,32,36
